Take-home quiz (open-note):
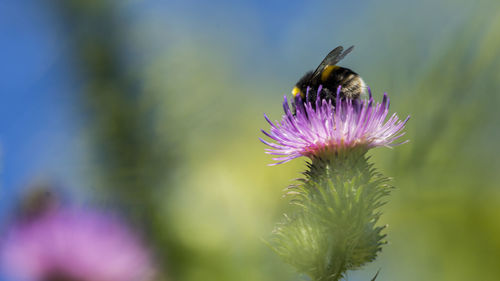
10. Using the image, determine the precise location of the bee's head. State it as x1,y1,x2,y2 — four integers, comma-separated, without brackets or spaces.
292,71,314,99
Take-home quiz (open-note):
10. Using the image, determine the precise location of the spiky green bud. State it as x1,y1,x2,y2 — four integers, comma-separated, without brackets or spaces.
270,150,391,281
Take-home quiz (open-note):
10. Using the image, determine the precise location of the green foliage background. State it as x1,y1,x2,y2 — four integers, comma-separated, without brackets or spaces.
37,0,500,280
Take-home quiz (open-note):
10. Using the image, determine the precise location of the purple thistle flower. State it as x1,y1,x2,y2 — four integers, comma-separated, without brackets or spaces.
260,86,410,165
1,208,155,281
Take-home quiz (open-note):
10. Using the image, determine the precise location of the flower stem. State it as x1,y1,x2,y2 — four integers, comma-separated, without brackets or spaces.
271,150,391,281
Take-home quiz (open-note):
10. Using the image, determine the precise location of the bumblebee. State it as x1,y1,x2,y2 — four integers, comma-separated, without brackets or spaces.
292,45,366,106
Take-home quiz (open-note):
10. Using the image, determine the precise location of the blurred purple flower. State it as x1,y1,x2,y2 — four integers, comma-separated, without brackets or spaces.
261,87,409,165
1,208,155,281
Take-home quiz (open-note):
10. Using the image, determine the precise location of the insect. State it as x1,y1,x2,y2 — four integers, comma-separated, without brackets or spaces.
292,45,366,106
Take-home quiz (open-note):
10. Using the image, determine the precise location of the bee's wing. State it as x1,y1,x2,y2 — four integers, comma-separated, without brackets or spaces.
311,45,354,79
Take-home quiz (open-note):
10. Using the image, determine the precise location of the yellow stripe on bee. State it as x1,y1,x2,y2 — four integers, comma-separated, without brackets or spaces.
292,86,302,97
321,65,339,82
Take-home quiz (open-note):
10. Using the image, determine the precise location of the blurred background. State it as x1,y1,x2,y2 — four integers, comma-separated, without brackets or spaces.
1,0,500,280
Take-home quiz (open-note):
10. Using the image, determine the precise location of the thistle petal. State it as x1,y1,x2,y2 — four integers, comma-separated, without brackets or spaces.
261,88,409,164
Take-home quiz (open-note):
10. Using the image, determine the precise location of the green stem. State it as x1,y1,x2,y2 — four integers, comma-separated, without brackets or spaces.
271,150,391,281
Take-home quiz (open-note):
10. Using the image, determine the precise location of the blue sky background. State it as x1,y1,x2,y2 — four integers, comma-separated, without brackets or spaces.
0,0,80,219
